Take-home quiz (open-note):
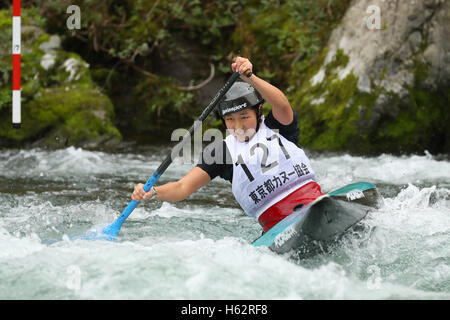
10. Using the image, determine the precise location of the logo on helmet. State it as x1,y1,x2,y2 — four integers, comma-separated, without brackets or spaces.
222,102,247,115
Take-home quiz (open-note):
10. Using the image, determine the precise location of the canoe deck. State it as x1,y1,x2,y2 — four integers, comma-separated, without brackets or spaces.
252,182,381,255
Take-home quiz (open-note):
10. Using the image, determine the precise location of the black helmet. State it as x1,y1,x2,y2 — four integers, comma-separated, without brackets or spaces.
217,81,264,117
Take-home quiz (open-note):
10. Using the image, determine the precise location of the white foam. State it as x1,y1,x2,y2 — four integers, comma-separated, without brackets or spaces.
1,148,449,299
312,152,450,189
0,227,43,259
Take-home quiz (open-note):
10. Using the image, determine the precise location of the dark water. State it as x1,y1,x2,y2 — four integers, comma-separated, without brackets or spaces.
0,147,449,299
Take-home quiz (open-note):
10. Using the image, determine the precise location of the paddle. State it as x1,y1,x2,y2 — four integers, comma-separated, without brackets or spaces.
72,71,243,242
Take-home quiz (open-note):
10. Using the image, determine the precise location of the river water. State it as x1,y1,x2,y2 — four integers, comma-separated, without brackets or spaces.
0,146,449,299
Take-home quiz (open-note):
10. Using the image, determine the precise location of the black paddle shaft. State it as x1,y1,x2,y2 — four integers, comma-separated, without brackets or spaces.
155,72,241,176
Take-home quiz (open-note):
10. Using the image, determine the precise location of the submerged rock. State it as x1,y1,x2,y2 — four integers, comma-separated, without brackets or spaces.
293,0,449,154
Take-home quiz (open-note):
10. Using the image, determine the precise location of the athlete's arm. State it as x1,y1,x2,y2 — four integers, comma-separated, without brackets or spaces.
131,166,211,203
232,56,293,125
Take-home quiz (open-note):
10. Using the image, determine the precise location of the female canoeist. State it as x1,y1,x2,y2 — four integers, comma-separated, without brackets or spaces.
131,57,325,232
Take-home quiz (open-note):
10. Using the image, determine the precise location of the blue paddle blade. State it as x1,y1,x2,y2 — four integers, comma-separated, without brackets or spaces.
42,224,117,245
69,229,117,242
100,223,120,238
43,199,141,244
68,214,125,241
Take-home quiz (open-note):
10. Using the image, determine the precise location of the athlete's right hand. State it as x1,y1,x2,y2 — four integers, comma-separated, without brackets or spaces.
232,56,253,78
131,183,154,201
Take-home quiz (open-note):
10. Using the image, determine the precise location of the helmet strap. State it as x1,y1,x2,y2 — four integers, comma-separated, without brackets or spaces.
255,104,263,132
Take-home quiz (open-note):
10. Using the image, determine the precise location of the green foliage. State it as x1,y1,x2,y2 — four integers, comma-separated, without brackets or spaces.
0,1,360,149
31,0,350,86
233,0,351,85
0,10,12,113
32,0,246,64
4,0,444,153
23,0,256,142
0,7,122,147
0,88,11,112
129,75,196,138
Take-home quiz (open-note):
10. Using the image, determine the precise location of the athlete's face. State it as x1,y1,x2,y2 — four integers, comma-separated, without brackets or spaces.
224,108,258,142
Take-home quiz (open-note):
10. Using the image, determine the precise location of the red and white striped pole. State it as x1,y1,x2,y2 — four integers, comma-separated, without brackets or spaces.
12,0,21,128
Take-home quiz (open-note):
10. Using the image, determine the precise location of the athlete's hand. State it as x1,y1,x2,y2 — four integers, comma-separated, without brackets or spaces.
232,56,253,78
131,183,154,201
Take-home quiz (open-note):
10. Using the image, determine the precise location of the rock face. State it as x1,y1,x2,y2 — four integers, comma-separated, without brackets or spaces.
323,0,449,94
293,0,450,154
0,9,122,149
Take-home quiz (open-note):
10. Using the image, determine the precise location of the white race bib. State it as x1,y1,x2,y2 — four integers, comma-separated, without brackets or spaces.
225,120,316,219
